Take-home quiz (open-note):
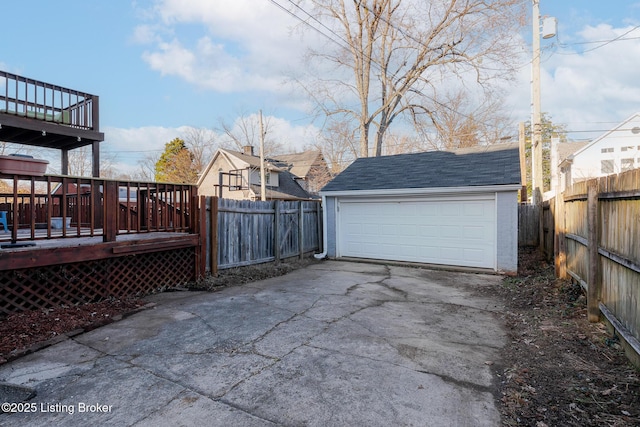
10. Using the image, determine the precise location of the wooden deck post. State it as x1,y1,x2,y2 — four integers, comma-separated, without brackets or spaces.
92,142,100,178
61,149,69,176
103,180,118,242
587,179,601,322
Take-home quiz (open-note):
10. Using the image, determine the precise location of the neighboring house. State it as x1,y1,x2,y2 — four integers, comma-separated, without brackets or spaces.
319,143,521,274
270,150,331,195
197,146,315,201
560,112,640,190
547,139,588,198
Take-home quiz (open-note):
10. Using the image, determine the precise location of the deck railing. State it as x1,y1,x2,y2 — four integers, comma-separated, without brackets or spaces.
0,70,98,131
0,174,196,244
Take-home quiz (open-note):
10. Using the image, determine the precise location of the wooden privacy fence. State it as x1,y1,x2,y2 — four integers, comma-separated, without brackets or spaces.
518,203,554,260
202,197,322,273
518,204,540,247
553,168,640,364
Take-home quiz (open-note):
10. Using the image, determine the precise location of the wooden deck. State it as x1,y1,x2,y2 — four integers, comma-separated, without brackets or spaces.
0,71,205,314
0,231,199,270
0,230,201,315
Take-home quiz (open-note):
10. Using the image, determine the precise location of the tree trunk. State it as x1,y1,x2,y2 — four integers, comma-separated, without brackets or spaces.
359,121,369,157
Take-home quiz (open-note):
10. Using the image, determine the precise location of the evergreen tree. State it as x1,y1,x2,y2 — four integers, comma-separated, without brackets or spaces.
155,138,198,183
524,113,568,197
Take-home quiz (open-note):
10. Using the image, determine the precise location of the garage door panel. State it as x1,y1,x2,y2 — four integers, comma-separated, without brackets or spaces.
338,197,495,269
441,204,461,216
463,225,487,240
419,225,438,238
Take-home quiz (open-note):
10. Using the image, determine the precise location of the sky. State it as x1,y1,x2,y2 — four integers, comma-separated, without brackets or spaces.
1,0,640,176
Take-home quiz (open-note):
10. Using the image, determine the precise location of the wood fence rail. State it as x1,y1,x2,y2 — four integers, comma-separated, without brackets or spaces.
553,168,640,366
203,197,322,274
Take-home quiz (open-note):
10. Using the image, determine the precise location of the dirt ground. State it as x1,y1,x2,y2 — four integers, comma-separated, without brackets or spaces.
490,248,640,426
0,253,638,426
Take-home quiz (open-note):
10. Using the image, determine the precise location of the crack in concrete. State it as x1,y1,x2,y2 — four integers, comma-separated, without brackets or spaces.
302,342,494,395
414,369,495,394
34,264,503,425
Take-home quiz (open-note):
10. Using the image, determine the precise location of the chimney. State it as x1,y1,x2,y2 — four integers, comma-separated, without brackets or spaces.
243,145,255,156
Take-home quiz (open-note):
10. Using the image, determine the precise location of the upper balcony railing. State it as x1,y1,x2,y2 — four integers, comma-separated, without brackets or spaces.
0,70,98,131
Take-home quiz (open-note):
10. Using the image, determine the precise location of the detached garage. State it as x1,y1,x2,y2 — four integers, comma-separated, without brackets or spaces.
319,144,521,273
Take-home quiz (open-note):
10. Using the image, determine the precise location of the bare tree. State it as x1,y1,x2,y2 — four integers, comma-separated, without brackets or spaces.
183,127,218,174
296,0,525,157
418,89,513,150
218,111,283,157
63,146,120,177
312,119,358,174
136,152,159,181
381,132,426,156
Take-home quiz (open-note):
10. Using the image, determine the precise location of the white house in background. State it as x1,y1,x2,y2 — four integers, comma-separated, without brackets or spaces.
560,113,640,190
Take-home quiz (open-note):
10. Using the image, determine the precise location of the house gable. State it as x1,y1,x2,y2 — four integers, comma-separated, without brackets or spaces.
564,112,640,184
197,148,313,200
271,150,331,194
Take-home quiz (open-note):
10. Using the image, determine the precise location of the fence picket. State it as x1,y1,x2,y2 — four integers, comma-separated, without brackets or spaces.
206,198,321,271
532,168,640,365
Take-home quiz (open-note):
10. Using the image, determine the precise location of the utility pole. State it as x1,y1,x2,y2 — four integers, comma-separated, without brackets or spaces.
532,0,542,207
518,122,527,203
259,110,267,202
531,0,556,251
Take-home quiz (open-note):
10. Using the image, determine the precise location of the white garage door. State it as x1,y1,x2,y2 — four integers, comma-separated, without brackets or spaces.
337,196,496,269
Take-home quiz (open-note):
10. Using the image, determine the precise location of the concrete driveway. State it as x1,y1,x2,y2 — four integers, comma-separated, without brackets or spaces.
0,261,506,426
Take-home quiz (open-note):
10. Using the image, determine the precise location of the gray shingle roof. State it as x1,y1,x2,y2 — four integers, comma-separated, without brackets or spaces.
321,143,521,192
249,170,316,200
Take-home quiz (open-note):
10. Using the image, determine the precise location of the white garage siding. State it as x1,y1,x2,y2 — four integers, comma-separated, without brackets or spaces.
336,195,496,269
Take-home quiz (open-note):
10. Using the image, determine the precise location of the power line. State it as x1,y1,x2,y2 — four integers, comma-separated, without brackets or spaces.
556,24,640,55
561,35,640,46
265,0,511,135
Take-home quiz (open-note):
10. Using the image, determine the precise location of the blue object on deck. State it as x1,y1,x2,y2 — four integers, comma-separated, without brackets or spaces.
0,211,7,232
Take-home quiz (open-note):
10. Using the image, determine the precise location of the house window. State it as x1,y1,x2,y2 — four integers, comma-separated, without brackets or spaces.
601,147,614,153
622,158,635,172
601,160,614,174
621,146,635,152
258,172,273,186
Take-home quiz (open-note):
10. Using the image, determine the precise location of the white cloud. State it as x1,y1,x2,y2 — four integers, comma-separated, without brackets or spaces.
100,118,320,176
507,23,640,139
130,24,161,44
134,0,315,95
100,125,191,176
268,116,321,153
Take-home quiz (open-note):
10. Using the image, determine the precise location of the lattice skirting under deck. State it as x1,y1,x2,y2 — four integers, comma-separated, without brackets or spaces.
0,247,195,314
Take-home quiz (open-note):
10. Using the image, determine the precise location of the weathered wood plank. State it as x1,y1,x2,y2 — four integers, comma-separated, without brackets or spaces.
211,198,321,270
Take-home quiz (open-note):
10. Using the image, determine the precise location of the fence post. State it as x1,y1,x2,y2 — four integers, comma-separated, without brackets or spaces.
210,196,218,276
299,201,304,260
587,179,601,322
274,201,280,264
554,192,567,279
197,195,206,279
